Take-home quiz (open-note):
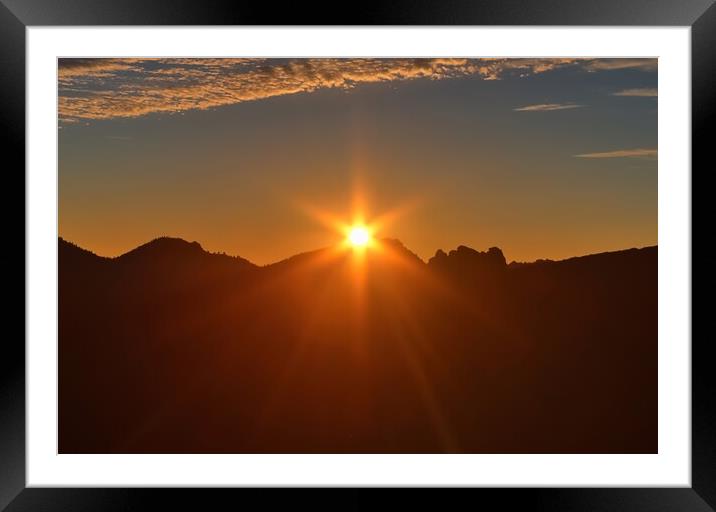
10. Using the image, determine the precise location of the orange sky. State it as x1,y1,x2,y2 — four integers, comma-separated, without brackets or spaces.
59,58,657,264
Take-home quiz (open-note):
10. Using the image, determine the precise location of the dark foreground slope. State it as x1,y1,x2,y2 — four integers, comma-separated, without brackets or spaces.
59,238,657,453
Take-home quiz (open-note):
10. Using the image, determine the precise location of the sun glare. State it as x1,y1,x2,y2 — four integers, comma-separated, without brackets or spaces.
348,226,371,248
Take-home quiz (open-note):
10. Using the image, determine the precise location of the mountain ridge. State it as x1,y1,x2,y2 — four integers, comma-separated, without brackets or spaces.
59,234,657,454
59,235,657,270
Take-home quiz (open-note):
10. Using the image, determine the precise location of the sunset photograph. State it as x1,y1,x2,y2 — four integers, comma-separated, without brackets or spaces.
58,57,657,454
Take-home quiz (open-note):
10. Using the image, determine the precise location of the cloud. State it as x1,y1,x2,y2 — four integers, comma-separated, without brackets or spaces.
104,135,133,141
58,58,657,123
582,59,657,72
513,103,583,112
612,88,657,97
574,148,657,159
58,58,146,80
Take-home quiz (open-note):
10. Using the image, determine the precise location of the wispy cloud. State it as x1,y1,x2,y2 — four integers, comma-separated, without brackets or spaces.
513,103,583,112
582,59,657,72
58,58,657,123
574,148,657,159
612,88,658,97
57,58,142,78
104,135,134,141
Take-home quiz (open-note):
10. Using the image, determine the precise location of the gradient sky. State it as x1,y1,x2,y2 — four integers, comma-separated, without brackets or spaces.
58,58,657,265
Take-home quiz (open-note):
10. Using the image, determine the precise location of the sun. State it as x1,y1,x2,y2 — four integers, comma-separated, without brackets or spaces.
347,226,371,248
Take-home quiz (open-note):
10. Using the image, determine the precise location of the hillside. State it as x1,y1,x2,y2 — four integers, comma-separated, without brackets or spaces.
59,237,657,454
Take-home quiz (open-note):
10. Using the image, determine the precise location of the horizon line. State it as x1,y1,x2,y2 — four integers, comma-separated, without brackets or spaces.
58,235,658,268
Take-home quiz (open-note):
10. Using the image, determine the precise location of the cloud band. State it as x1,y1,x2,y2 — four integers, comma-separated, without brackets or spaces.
58,58,657,123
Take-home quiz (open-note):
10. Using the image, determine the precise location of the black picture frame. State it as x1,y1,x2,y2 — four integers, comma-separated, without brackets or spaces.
1,0,710,509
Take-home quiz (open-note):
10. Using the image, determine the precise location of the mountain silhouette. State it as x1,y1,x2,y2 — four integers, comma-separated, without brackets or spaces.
59,237,657,454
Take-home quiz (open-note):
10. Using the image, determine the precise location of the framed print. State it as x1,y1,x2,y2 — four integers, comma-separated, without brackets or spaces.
1,0,712,509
